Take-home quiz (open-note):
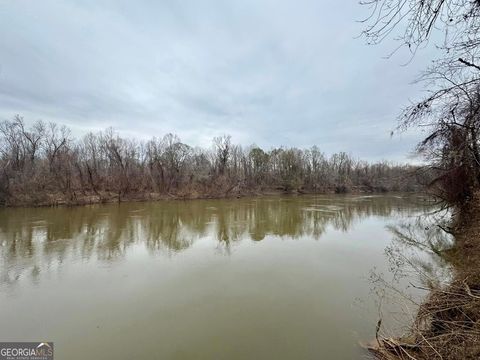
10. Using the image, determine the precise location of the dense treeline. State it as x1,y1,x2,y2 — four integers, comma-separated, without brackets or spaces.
0,115,423,206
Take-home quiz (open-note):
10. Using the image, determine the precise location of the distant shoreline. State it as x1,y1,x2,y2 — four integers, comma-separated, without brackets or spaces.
1,187,424,209
0,118,427,211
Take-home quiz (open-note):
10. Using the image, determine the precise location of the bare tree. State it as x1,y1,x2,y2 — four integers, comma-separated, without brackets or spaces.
0,116,423,206
213,135,231,176
361,0,480,204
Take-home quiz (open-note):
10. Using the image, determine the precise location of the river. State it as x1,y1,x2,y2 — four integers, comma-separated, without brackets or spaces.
0,194,439,359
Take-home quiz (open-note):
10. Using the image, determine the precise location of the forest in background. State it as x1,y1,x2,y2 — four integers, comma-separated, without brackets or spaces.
0,115,426,206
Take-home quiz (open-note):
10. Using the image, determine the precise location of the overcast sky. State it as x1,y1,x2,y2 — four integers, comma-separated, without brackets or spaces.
0,0,437,161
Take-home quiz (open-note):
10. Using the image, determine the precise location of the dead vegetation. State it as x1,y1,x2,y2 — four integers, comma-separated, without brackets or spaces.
0,117,423,207
359,1,480,356
369,194,480,359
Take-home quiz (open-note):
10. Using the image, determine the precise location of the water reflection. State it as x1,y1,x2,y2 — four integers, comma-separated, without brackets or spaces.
0,194,430,287
365,208,453,343
384,212,454,288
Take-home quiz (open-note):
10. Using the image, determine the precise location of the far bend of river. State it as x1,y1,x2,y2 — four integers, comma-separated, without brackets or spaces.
0,194,441,359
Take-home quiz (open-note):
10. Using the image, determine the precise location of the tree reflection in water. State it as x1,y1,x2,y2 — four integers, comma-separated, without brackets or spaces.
368,208,454,337
0,194,432,287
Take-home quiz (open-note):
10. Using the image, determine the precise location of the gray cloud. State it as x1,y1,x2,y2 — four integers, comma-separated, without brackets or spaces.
0,0,436,161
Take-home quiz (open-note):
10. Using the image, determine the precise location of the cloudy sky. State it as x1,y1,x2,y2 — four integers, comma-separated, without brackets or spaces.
0,0,437,161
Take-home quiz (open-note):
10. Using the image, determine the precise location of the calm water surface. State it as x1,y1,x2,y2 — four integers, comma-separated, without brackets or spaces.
0,195,435,359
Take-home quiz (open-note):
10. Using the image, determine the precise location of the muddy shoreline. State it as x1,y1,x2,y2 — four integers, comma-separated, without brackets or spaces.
0,187,421,208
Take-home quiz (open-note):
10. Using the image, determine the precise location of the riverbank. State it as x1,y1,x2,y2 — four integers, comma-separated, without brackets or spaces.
2,188,279,207
1,185,415,208
369,193,480,359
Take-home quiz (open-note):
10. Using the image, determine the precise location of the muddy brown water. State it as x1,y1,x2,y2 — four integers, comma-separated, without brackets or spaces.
0,194,436,359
